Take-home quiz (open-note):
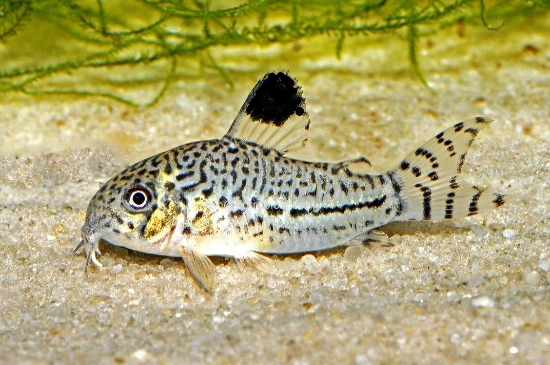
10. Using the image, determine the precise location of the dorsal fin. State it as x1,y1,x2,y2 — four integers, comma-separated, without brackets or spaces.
224,71,310,153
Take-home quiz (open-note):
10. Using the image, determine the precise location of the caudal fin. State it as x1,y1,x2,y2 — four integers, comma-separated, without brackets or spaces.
389,117,505,222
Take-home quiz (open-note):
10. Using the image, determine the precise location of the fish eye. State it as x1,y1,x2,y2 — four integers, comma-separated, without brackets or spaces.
123,185,153,211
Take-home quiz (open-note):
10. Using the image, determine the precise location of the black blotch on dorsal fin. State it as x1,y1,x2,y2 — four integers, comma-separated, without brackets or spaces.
224,71,311,153
245,71,305,126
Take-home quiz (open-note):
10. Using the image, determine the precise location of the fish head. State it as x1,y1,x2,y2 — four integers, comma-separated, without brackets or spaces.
79,161,186,268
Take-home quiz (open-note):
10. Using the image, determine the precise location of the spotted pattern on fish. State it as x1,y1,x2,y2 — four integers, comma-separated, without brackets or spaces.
76,71,505,293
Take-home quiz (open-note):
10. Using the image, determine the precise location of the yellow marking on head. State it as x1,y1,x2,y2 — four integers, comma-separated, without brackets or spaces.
144,209,172,241
143,201,179,241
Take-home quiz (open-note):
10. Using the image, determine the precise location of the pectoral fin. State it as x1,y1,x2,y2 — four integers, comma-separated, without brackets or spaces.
180,247,216,294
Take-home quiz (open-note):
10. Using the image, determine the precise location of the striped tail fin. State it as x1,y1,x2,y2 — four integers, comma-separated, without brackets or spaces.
389,117,505,222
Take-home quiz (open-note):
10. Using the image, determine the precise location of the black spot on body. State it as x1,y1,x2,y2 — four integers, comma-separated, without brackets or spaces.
192,211,204,223
365,175,375,189
164,162,172,175
176,171,194,181
202,186,214,198
290,208,310,217
313,195,387,216
229,210,244,218
151,157,162,167
114,215,124,225
278,227,290,235
387,172,402,194
266,205,284,216
340,182,348,195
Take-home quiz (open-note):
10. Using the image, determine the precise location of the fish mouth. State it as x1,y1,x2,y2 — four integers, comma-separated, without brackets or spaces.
148,222,179,256
75,216,184,271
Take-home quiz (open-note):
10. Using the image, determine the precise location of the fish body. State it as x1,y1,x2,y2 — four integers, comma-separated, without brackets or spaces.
77,72,505,293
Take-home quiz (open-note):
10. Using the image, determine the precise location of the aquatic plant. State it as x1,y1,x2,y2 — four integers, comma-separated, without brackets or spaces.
0,0,547,106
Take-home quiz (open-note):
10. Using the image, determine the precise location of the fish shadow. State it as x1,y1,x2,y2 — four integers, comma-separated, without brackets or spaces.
379,220,472,237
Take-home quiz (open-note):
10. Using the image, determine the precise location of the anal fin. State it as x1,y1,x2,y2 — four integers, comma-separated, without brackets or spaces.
180,247,216,294
350,230,394,250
